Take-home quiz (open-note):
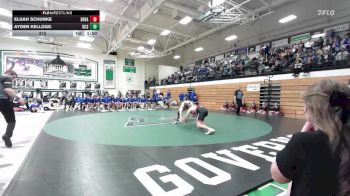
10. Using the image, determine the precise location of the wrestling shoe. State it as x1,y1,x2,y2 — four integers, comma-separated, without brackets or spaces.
2,135,12,148
205,129,215,135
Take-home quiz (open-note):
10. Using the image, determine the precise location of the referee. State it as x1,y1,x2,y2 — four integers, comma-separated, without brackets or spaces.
0,69,25,148
234,86,244,115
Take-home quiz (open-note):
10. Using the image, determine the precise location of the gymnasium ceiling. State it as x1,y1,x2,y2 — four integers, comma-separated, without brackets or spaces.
0,0,292,58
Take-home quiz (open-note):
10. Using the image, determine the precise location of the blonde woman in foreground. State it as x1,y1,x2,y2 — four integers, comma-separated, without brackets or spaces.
271,80,350,196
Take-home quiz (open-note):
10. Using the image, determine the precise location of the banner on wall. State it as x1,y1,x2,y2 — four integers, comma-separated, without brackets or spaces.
40,80,48,89
215,54,224,60
70,82,77,90
195,60,202,65
48,80,59,90
66,81,70,90
237,48,248,55
59,81,66,89
77,82,85,90
272,38,289,48
104,59,116,89
85,82,92,90
1,51,98,81
94,83,101,90
25,79,34,89
247,84,261,92
34,81,41,88
125,58,135,66
290,33,310,44
123,66,136,73
324,23,349,33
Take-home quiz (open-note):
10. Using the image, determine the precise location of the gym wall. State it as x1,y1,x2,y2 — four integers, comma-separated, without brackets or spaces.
154,70,350,119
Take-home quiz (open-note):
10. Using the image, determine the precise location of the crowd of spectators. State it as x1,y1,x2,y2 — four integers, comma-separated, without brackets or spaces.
160,31,350,85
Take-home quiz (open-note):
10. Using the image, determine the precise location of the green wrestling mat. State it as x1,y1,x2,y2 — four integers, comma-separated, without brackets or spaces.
246,181,289,196
43,110,272,146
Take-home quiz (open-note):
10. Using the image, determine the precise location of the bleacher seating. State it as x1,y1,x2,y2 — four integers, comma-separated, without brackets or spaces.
160,31,350,86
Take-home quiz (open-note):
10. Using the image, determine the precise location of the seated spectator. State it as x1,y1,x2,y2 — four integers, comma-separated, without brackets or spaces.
246,101,257,114
312,52,320,65
228,101,236,111
326,50,335,62
257,102,268,114
223,63,232,78
238,61,245,75
220,100,230,111
251,57,260,74
343,33,350,54
269,102,282,116
216,64,224,79
271,80,350,196
240,99,247,113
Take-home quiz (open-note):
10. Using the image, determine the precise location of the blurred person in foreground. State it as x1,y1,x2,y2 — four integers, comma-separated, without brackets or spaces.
271,80,350,196
0,69,25,148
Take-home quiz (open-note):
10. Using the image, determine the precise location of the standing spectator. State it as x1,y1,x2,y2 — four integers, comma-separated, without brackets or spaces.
0,70,25,148
234,86,244,115
144,80,149,89
152,77,157,86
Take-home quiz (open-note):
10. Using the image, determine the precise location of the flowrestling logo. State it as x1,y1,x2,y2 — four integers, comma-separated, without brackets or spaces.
317,10,335,16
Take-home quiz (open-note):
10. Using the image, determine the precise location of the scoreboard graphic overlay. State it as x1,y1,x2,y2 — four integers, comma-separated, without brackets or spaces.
12,10,100,36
